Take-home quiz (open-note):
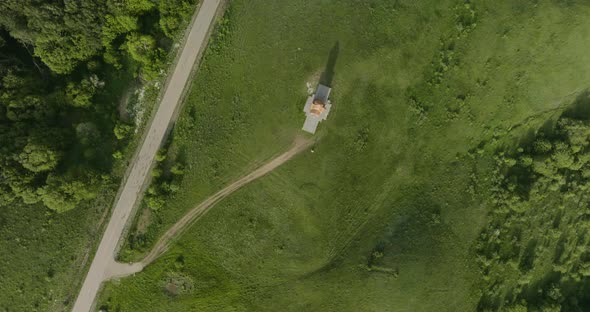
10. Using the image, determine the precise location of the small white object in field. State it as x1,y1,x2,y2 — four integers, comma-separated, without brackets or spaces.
132,86,147,130
306,82,314,95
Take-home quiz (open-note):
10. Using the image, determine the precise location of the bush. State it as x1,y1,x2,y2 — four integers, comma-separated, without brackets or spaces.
170,163,185,175
66,78,97,108
155,149,167,162
146,195,164,211
114,122,134,140
112,150,124,159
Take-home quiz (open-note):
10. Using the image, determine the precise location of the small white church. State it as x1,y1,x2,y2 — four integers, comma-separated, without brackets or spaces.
302,83,332,134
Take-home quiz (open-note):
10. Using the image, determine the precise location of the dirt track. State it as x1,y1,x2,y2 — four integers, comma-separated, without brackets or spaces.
95,136,312,279
141,136,313,265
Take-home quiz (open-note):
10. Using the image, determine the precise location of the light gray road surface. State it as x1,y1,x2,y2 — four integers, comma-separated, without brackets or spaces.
71,0,222,311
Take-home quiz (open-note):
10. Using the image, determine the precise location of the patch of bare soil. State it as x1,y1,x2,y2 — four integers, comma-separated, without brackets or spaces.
117,81,139,122
136,207,151,234
306,70,322,94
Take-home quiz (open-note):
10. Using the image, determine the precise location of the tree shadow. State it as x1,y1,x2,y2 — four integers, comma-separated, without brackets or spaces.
519,239,538,272
476,283,503,312
561,90,590,120
319,41,340,87
519,270,561,307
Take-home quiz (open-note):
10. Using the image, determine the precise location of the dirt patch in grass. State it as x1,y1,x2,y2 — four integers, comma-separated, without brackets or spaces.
136,208,151,234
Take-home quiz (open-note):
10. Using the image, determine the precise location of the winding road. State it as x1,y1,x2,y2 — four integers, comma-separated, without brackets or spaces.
72,0,223,311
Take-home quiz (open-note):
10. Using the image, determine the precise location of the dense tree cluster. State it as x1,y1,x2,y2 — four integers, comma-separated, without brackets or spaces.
476,115,590,311
0,0,196,212
0,0,196,75
0,47,98,211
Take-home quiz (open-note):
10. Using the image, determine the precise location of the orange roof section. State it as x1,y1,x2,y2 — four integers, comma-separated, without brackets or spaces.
310,98,325,116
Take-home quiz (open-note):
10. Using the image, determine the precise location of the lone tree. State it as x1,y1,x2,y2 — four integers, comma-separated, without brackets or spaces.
17,142,61,173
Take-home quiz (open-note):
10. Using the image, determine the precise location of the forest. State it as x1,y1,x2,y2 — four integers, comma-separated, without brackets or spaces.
0,0,196,212
0,2,202,309
476,102,590,311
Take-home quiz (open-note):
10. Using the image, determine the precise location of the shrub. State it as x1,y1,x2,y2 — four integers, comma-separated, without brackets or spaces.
146,195,164,211
112,150,124,159
170,163,185,175
155,149,167,162
66,78,96,108
114,122,134,140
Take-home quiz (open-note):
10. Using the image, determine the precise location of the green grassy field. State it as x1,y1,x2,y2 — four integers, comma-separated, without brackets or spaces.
102,0,590,311
0,187,114,311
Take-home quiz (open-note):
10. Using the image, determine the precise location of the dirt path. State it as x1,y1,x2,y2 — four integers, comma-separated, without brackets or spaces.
141,136,313,266
71,1,223,311
94,136,312,280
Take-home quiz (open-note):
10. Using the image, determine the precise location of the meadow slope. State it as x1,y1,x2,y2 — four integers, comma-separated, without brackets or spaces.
101,0,590,311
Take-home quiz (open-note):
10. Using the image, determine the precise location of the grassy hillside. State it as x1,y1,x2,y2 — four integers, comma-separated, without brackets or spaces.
102,0,590,311
0,187,114,311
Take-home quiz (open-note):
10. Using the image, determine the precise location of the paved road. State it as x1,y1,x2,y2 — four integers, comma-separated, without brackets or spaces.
72,0,222,311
